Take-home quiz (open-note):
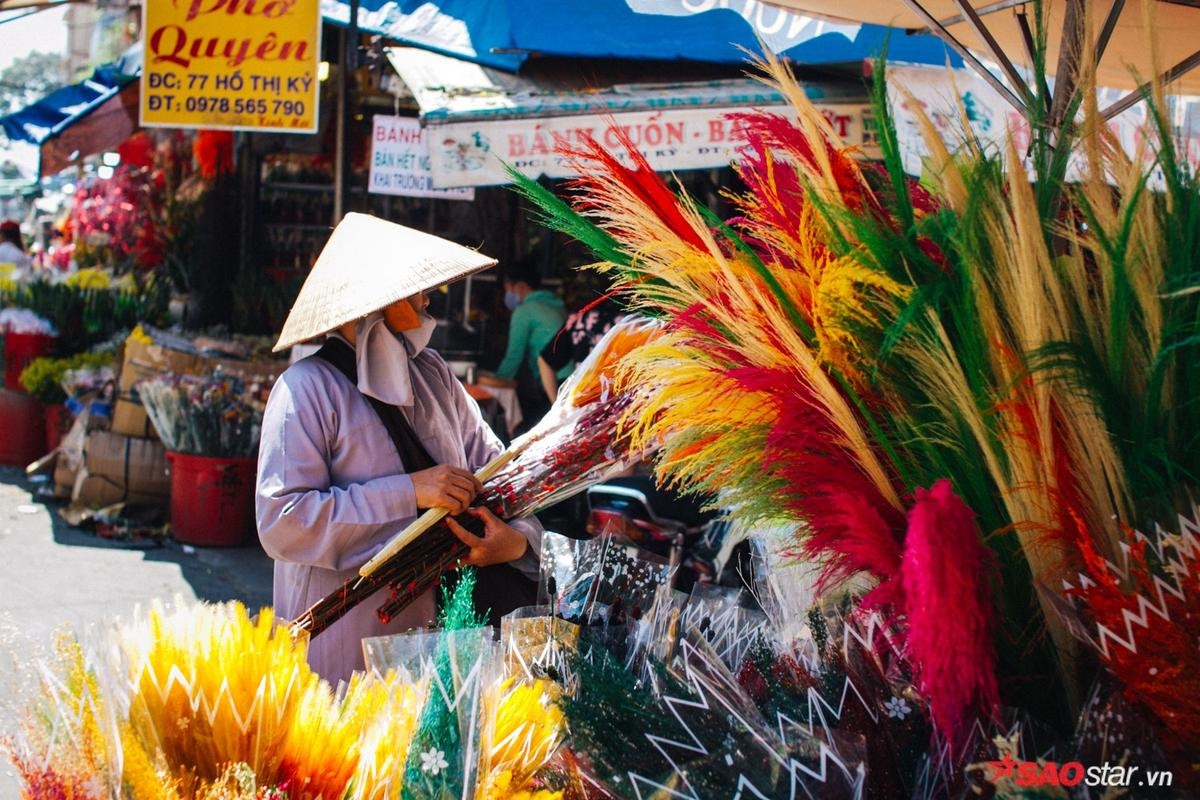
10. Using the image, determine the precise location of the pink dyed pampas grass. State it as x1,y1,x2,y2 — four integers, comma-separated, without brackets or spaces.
901,480,1000,748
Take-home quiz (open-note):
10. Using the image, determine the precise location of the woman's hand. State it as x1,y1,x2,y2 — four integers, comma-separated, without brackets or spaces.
445,507,529,567
410,465,482,514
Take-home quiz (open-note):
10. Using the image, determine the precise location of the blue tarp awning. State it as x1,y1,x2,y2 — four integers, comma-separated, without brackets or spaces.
320,0,961,73
0,64,137,146
2,0,960,174
387,46,869,124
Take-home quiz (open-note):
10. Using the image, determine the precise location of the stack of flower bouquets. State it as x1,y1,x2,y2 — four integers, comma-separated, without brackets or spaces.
517,521,1181,799
292,317,662,639
8,502,1200,798
1,571,572,800
138,371,270,458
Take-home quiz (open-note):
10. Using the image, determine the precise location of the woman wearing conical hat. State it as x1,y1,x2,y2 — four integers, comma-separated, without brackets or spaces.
257,214,542,684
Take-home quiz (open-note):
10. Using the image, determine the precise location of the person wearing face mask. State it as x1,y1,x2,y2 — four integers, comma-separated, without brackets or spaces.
257,214,542,684
478,257,566,431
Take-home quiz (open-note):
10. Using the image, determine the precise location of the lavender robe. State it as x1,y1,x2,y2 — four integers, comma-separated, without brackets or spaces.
256,341,542,685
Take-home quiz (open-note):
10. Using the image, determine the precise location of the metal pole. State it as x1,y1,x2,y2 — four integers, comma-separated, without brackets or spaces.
949,0,1036,109
1095,0,1126,65
333,25,347,224
1101,47,1200,120
898,0,1028,116
913,0,1028,32
333,0,359,224
1048,0,1086,128
237,132,253,284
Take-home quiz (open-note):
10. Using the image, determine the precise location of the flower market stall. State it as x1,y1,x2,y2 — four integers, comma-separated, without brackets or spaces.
48,325,282,533
0,128,236,470
5,319,282,541
5,13,1200,800
0,129,280,527
502,45,1200,795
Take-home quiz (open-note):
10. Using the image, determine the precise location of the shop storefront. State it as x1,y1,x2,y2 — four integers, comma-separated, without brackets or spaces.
0,0,954,358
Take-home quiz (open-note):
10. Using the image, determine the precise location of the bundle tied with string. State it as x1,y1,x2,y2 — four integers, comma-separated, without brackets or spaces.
292,317,661,639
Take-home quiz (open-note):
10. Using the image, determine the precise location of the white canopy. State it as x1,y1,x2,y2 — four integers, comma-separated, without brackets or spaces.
761,1,1200,117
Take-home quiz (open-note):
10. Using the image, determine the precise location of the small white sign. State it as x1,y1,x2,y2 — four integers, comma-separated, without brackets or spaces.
369,116,475,200
886,65,1200,182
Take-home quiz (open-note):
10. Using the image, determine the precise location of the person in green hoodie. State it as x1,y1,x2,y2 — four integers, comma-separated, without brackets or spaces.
479,257,566,431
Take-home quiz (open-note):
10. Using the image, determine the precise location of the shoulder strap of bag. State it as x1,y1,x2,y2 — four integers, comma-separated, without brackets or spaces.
313,338,438,474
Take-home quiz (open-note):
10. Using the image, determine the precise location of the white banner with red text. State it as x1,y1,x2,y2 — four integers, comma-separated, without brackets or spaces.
426,103,877,189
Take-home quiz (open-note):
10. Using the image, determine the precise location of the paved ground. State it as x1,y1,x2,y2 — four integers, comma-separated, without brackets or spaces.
0,466,274,797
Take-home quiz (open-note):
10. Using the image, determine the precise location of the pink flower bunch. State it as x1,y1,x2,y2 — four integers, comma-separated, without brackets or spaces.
71,166,166,271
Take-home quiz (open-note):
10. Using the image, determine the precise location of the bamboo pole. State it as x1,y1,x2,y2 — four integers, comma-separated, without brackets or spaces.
358,448,519,578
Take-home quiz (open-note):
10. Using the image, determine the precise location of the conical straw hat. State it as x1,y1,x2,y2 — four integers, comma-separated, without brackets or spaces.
273,213,497,352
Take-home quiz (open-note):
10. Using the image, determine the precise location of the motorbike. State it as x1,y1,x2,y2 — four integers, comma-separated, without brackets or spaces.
584,475,749,595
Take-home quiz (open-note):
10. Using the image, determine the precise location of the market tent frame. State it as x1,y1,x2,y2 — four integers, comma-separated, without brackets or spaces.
758,0,1200,126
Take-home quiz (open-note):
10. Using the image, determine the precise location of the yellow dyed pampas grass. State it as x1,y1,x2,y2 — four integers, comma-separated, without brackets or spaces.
344,677,425,800
3,600,434,800
475,679,564,800
3,600,578,799
121,602,308,790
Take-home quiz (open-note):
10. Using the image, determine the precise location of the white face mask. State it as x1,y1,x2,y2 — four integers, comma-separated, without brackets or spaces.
400,311,437,353
352,310,436,407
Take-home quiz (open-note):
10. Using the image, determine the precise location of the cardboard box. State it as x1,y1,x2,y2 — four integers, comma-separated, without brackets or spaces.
83,430,170,496
117,336,204,396
52,453,76,499
113,332,281,441
111,396,158,439
71,472,166,509
70,430,169,509
118,335,281,396
55,402,103,476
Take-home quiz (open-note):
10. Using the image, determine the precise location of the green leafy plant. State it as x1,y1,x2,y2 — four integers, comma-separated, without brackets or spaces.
19,351,114,406
0,278,169,354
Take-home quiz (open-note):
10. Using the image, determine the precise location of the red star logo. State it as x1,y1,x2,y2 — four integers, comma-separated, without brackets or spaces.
988,753,1018,782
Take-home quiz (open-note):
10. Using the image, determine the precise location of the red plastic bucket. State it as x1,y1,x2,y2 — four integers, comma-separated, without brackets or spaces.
165,452,257,547
44,404,69,454
0,389,47,466
4,332,56,391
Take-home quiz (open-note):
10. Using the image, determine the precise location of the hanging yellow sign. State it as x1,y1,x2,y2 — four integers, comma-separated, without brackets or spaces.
140,0,321,132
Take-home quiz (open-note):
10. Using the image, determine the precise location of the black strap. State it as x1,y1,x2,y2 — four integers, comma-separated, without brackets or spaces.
314,336,536,625
313,338,438,474
121,435,131,502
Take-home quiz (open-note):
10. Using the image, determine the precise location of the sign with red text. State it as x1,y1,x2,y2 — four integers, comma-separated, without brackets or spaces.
426,103,876,188
369,116,475,200
140,0,320,132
